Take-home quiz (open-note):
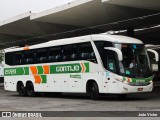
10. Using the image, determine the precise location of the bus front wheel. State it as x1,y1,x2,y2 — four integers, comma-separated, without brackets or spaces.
26,82,35,97
89,82,99,100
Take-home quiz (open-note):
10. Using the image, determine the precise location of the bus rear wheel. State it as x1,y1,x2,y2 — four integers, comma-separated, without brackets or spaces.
89,82,99,100
17,82,26,96
26,82,35,97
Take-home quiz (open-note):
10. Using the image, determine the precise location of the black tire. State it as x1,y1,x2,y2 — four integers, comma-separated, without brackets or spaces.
118,94,127,99
26,82,35,97
17,82,26,97
89,82,99,100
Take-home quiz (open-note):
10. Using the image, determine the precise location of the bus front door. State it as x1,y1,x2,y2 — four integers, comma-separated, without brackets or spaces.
105,51,118,93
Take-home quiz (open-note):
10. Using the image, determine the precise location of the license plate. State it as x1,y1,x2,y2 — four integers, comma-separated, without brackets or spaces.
137,88,143,91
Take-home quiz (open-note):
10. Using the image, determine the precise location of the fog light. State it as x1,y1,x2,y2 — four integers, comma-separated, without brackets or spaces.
123,81,128,84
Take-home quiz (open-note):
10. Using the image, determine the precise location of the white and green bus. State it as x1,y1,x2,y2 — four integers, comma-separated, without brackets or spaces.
4,34,156,99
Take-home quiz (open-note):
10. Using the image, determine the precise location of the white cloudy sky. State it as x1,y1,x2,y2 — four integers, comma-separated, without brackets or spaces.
0,0,75,21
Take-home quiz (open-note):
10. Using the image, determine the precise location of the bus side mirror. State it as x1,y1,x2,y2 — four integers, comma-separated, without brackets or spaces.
147,49,159,62
147,49,159,71
104,47,123,61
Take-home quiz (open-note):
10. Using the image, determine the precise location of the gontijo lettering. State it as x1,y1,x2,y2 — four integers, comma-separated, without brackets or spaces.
50,63,89,73
56,65,80,72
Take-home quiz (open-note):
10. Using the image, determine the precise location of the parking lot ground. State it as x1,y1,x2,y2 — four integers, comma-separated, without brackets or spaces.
0,85,160,112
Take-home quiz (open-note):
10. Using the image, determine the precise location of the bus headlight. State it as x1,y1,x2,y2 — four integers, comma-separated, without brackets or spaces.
149,81,153,84
123,81,128,84
115,77,129,84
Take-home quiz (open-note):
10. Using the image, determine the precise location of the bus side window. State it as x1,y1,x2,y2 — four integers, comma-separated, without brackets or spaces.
36,49,48,63
23,51,35,64
49,56,56,62
79,42,97,63
15,52,23,65
49,47,62,62
71,53,77,61
62,44,77,62
5,52,14,65
94,41,113,65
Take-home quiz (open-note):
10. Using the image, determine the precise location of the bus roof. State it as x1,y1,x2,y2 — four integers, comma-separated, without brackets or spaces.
4,34,143,52
91,34,143,44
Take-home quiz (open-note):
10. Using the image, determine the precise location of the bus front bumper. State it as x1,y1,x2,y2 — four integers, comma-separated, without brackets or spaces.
118,82,153,93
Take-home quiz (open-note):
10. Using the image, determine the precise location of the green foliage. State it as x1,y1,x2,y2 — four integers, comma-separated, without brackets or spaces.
0,50,4,63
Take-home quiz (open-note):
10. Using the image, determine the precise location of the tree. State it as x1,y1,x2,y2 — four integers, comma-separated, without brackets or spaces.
0,50,4,63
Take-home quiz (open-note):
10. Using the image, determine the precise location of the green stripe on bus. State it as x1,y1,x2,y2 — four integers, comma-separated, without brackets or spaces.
41,75,47,83
84,63,89,72
24,67,29,75
131,77,152,83
37,66,44,74
4,67,29,76
4,62,90,76
123,77,152,83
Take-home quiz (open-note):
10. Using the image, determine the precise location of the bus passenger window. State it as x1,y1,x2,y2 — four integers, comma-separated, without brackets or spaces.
62,45,77,62
15,52,23,65
49,47,62,62
55,54,61,61
5,52,14,65
23,51,35,64
70,53,77,60
49,56,56,62
36,49,48,63
79,42,97,63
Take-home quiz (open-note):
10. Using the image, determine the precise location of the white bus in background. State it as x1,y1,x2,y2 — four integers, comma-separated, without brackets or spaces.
145,44,159,71
3,34,157,100
145,44,160,86
0,62,4,83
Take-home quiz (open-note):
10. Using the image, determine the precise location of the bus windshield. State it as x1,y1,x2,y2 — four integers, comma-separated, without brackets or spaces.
114,43,152,78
